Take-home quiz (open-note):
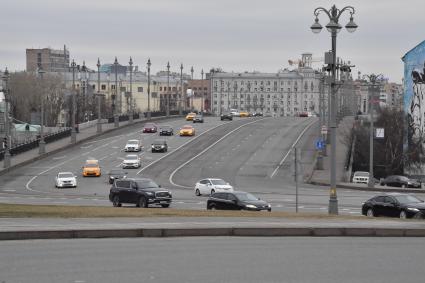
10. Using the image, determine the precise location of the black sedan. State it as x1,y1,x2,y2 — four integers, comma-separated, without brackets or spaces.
107,169,128,184
362,193,425,219
207,191,271,211
159,125,173,136
220,112,233,121
151,140,168,153
380,175,421,188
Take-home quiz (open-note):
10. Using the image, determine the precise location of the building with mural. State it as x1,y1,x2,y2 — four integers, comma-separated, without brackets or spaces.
402,40,425,172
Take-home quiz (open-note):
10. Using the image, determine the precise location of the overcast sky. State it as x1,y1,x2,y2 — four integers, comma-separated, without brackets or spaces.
1,0,424,83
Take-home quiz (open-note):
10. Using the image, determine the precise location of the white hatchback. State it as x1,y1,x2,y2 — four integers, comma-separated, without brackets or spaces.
55,172,77,188
194,178,234,196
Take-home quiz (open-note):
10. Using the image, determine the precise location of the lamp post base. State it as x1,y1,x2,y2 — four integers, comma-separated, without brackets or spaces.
97,121,102,134
316,151,324,170
114,115,119,128
328,197,338,215
129,114,133,124
3,152,11,168
39,140,46,154
71,130,76,144
146,111,151,120
166,109,170,117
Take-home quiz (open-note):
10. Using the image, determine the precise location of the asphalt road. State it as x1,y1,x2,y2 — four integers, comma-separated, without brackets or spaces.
1,237,424,283
1,116,422,214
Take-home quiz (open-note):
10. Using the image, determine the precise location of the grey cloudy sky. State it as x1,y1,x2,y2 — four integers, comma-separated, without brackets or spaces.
2,0,424,82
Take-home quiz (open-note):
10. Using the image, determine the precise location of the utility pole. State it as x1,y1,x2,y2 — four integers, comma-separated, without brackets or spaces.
129,57,134,124
2,68,11,168
166,62,170,117
180,63,183,115
38,67,46,154
96,58,102,133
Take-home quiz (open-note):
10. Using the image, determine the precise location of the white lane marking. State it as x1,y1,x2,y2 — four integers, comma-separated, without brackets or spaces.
136,122,234,175
270,118,317,178
3,189,16,192
82,134,125,145
98,155,109,161
169,119,266,188
52,156,67,160
80,145,93,149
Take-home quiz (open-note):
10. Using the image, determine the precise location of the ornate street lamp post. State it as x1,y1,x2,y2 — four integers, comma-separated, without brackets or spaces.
2,68,11,168
70,60,77,143
113,57,119,127
166,62,170,117
129,57,134,124
37,67,46,154
311,4,357,215
96,58,102,133
180,63,183,115
190,66,194,111
147,58,151,120
201,69,204,113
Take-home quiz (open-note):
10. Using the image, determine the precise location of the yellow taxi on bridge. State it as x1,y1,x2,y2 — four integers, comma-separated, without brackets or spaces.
82,159,101,177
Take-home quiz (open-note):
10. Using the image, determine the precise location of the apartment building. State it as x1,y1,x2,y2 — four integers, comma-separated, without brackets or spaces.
26,46,70,72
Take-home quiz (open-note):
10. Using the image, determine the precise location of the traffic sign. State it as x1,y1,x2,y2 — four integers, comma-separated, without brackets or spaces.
321,125,328,135
315,138,325,150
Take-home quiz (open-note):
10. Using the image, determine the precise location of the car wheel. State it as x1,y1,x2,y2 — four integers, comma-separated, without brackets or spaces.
138,196,148,208
400,210,407,219
109,179,113,184
161,204,170,208
112,195,121,207
268,208,272,212
210,189,215,195
195,189,201,196
413,212,423,219
209,205,216,210
366,208,374,217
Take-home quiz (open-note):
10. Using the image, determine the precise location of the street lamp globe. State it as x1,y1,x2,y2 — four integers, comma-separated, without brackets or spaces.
345,16,358,33
326,20,342,33
310,17,323,34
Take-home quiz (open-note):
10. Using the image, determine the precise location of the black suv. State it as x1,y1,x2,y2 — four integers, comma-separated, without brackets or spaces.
159,125,173,136
220,112,233,121
109,178,172,208
151,139,168,153
207,191,271,211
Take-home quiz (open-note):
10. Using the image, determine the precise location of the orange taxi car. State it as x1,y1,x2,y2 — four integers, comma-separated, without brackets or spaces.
185,112,197,121
239,111,250,117
179,125,195,136
82,159,101,177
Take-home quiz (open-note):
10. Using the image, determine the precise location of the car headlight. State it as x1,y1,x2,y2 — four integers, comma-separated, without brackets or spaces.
267,204,271,207
407,207,420,212
145,192,154,196
245,204,257,209
151,145,155,148
160,145,164,148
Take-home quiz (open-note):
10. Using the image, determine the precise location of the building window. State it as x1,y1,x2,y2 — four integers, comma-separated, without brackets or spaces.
267,88,270,92
120,87,126,92
92,84,96,90
138,87,143,92
159,87,163,91
101,84,106,90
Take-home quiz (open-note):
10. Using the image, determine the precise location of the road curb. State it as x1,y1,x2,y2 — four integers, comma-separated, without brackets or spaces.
308,180,425,194
2,227,425,240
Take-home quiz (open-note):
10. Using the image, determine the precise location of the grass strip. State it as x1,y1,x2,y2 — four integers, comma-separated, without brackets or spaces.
0,203,370,219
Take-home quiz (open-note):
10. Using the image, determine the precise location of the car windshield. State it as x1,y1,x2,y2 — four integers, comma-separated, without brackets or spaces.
399,176,409,182
145,124,155,128
126,155,138,160
394,195,423,204
182,126,192,129
127,140,138,145
84,164,98,168
58,173,74,178
354,172,369,177
109,169,124,175
153,140,165,144
136,180,159,189
234,192,258,201
161,126,171,130
211,179,226,185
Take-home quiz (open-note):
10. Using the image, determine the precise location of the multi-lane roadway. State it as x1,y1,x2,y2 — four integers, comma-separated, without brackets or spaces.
0,116,415,214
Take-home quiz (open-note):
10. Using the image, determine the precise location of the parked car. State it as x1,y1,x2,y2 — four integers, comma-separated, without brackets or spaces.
362,193,425,219
380,175,421,188
107,169,128,184
55,172,77,188
179,125,195,136
124,139,142,152
122,154,141,169
82,159,101,177
239,111,249,117
230,109,240,117
194,178,234,196
252,112,263,117
193,114,204,123
207,191,271,211
185,112,196,121
220,112,233,121
151,139,168,153
143,123,158,133
159,125,173,136
109,178,172,208
352,171,370,184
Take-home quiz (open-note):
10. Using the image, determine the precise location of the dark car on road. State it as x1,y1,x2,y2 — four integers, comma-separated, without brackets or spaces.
193,114,204,123
109,178,172,208
380,175,421,188
207,191,271,211
143,123,158,133
151,139,168,153
107,169,128,184
362,193,425,219
252,112,263,117
159,125,173,136
220,112,233,121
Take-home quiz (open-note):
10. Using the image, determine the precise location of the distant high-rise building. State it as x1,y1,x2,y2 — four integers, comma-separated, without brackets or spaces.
26,45,70,72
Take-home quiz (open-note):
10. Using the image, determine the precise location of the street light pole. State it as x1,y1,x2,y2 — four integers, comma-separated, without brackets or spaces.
113,57,119,127
129,57,134,124
201,69,204,113
190,66,194,111
38,67,46,155
311,4,358,215
147,58,151,120
71,60,77,143
166,62,170,117
96,58,102,133
2,68,11,168
180,63,183,115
